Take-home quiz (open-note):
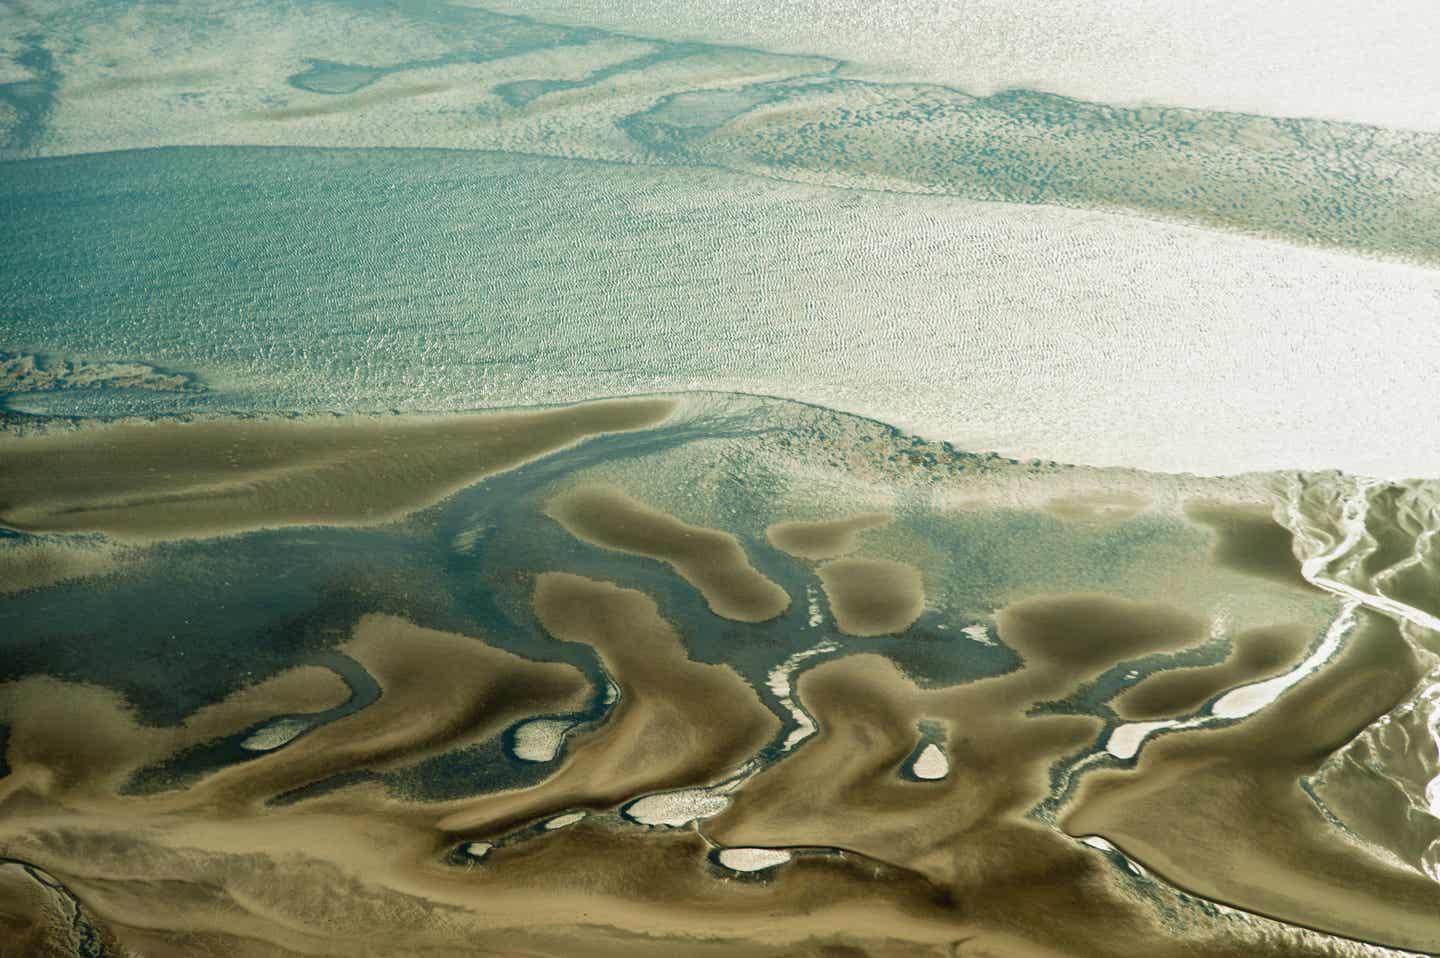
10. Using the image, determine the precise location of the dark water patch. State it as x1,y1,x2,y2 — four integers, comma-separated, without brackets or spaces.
288,60,390,96
1034,631,1232,719
283,7,612,98
0,529,459,725
123,652,380,794
380,729,573,802
267,768,378,807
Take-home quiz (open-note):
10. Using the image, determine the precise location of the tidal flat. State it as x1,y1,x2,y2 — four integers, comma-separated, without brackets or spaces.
2,393,1437,957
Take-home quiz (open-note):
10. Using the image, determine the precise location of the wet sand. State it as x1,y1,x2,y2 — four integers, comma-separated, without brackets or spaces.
0,398,675,541
0,860,131,958
0,586,1387,958
1185,500,1313,591
701,591,1346,955
766,513,892,559
0,539,119,594
998,593,1208,670
436,573,781,833
816,558,925,636
0,400,1433,957
1112,623,1312,720
546,485,790,622
1063,609,1440,951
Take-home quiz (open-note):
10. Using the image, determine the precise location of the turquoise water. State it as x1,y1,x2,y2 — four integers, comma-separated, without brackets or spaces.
3,1,1440,473
5,3,1440,955
5,143,1440,476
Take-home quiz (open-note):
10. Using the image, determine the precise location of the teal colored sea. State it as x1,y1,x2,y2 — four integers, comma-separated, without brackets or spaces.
4,2,1440,956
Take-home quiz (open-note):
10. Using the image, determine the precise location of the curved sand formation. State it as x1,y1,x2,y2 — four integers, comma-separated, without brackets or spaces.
0,398,675,542
546,485,790,622
816,557,925,636
1063,610,1440,951
436,573,780,833
1111,623,1313,720
765,512,891,559
0,585,1387,958
1,428,1436,956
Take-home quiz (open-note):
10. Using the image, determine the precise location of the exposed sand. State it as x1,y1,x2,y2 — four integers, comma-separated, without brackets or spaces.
436,573,780,833
546,486,790,622
765,512,891,559
0,398,675,542
816,557,924,636
0,583,1400,958
1112,623,1312,720
0,861,133,958
0,539,119,594
1063,609,1440,952
0,438,1428,956
700,589,1294,955
1185,500,1313,591
998,593,1207,670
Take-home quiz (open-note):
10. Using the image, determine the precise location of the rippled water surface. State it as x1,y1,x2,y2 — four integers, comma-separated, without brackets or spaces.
3,2,1440,956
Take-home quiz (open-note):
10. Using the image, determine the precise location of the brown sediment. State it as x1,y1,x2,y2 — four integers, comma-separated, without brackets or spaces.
0,615,589,810
0,397,676,542
698,591,1261,956
436,573,780,833
0,666,352,801
1045,491,1148,522
706,594,1216,873
1062,609,1440,952
0,539,119,594
816,558,924,636
1111,623,1313,720
181,615,593,808
0,585,1400,957
0,860,133,958
1185,500,1313,590
998,593,1208,670
765,512,892,559
546,485,790,622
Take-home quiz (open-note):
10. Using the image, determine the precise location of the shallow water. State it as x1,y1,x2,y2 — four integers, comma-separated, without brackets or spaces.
3,2,1440,956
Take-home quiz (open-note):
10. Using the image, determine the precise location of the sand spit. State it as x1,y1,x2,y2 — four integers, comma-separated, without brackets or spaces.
816,558,924,636
0,398,676,542
546,485,790,622
765,513,892,559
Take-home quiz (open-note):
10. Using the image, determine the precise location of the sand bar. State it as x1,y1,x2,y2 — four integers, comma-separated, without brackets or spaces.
816,558,924,636
546,485,789,622
765,513,891,560
0,398,675,542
